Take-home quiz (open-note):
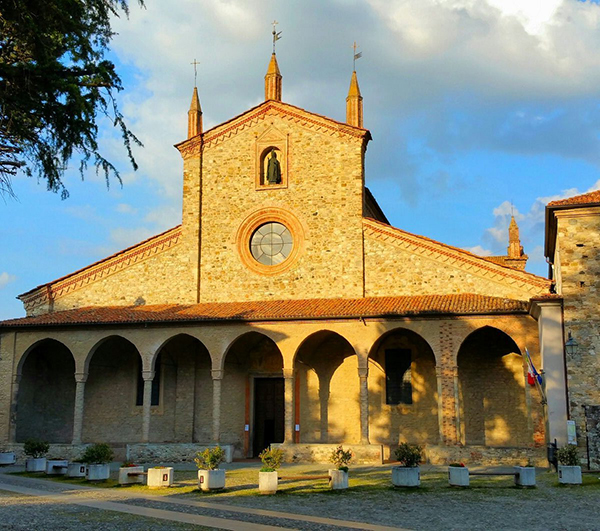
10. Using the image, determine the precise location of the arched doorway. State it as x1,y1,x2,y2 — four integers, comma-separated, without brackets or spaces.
294,331,358,444
82,336,142,443
222,332,283,457
16,339,76,443
368,328,438,446
457,326,528,446
150,334,212,443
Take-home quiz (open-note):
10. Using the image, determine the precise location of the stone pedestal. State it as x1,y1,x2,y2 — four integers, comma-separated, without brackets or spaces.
86,463,110,481
448,466,469,486
147,467,173,488
45,459,68,475
514,466,536,487
198,469,226,491
25,458,46,473
258,471,278,494
118,466,145,485
558,465,582,485
329,469,349,490
392,466,420,487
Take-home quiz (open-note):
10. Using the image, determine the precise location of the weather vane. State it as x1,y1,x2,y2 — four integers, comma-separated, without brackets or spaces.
353,42,362,71
272,20,282,53
190,59,200,87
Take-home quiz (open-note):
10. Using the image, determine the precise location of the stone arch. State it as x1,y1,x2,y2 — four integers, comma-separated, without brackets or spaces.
457,326,528,446
149,333,213,443
82,335,142,443
221,331,284,458
294,330,359,444
16,338,76,443
367,327,438,447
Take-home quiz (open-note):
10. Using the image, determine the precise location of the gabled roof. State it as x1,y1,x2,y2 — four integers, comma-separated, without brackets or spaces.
18,226,182,314
0,294,529,328
363,218,550,294
175,99,372,156
545,189,600,258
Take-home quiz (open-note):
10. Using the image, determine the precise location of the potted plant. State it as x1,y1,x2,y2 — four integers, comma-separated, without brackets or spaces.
195,446,226,491
514,459,536,487
23,439,49,472
258,447,284,494
557,444,582,485
329,445,352,490
147,465,174,488
81,443,113,481
0,446,16,466
118,461,145,485
392,443,422,487
448,462,469,487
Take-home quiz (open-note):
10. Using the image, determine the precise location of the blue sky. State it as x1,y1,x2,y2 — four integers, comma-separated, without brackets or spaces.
1,0,600,319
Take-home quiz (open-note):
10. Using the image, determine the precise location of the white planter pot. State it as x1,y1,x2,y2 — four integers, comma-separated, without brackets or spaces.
118,466,145,485
448,466,469,487
514,466,536,487
198,469,226,491
86,463,110,481
45,459,68,475
392,466,420,487
558,465,582,485
329,469,349,490
258,471,278,494
147,467,174,488
67,463,87,478
0,452,16,465
25,458,46,472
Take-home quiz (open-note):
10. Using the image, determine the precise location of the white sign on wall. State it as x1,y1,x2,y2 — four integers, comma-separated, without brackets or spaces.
567,420,577,445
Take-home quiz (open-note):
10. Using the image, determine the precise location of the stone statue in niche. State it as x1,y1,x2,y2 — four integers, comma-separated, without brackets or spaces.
266,149,282,184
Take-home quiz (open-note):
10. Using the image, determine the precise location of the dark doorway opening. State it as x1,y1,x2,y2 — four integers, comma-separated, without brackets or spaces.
253,377,284,456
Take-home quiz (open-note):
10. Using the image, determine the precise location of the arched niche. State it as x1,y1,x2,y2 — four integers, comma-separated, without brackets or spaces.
457,326,528,446
367,328,438,446
82,335,142,443
149,333,212,443
221,332,284,457
294,330,358,444
16,339,76,443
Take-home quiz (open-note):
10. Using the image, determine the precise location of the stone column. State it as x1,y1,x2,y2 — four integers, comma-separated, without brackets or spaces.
8,374,21,443
211,370,223,443
283,368,294,444
358,366,370,445
71,372,88,445
438,322,460,445
530,299,568,446
141,370,155,443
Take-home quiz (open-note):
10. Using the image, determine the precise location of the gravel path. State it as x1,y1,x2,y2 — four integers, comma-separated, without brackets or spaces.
0,465,597,530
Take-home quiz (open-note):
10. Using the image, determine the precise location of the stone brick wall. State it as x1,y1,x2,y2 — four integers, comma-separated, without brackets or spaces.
195,109,366,302
364,232,543,300
554,208,600,462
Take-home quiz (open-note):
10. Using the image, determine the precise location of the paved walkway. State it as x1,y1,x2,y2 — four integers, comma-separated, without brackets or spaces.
0,473,408,531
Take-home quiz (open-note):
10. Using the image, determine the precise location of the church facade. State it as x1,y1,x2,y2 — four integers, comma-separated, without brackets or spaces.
0,51,586,466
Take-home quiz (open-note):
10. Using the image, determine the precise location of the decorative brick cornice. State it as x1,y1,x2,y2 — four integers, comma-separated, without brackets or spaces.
175,100,369,157
19,226,182,313
363,218,550,294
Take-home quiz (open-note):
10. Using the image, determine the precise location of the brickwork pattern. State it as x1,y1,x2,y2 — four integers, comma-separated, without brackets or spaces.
554,210,600,463
438,322,458,445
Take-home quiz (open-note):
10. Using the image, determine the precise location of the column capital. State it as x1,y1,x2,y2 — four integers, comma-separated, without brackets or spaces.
142,370,155,381
211,369,224,380
74,372,88,384
283,368,294,379
357,367,369,379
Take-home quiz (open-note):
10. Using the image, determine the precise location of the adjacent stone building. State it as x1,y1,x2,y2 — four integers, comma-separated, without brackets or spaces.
0,50,585,466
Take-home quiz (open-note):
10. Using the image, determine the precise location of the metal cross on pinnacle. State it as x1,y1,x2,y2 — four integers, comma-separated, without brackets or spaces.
272,20,282,53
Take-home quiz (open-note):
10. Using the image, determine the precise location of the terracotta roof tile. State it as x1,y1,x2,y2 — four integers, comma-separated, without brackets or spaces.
0,294,529,328
547,189,600,207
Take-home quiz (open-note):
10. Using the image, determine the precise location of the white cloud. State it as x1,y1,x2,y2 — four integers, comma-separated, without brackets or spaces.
116,203,137,214
463,245,493,256
0,272,16,289
110,227,155,249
